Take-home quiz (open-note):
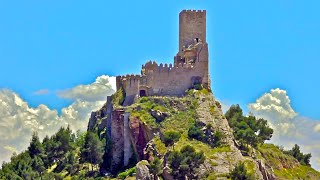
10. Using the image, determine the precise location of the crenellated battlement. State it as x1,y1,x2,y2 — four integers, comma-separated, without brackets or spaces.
181,10,206,13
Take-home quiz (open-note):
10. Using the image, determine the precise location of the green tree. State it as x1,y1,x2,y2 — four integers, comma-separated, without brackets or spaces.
225,104,243,128
225,105,273,154
28,132,45,158
285,144,312,165
80,131,105,172
168,145,205,179
31,156,45,178
148,157,163,180
163,131,181,150
256,118,273,143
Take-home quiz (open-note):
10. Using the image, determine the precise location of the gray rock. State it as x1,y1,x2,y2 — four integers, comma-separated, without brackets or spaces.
150,109,169,122
136,160,152,180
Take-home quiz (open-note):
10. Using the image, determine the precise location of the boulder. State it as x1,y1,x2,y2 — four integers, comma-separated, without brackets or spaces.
150,109,169,122
136,160,152,180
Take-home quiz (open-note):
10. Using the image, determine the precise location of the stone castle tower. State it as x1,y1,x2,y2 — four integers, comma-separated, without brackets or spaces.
116,10,210,105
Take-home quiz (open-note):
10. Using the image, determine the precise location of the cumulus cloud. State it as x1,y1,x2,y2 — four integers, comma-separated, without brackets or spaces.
248,88,320,171
0,89,62,163
314,123,320,133
33,89,50,95
0,75,116,165
57,75,116,101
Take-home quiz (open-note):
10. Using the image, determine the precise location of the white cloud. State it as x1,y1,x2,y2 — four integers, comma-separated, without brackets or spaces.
248,88,320,171
0,75,116,165
314,124,320,133
57,75,116,101
33,89,50,95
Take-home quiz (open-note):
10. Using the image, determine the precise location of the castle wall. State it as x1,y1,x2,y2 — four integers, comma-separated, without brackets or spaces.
142,60,208,96
115,9,210,104
119,75,140,106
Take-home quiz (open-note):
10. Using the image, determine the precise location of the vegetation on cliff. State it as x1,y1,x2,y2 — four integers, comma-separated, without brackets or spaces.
1,88,320,180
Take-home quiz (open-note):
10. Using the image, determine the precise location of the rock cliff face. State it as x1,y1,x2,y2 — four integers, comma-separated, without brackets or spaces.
87,90,277,179
129,116,155,161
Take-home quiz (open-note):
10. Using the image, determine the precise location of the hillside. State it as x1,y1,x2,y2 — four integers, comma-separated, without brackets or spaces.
1,88,320,179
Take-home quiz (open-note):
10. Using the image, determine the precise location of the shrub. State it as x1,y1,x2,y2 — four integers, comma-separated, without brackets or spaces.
112,87,126,106
194,83,203,90
188,123,222,148
168,145,205,179
162,131,181,149
117,167,136,179
230,162,254,180
188,125,204,140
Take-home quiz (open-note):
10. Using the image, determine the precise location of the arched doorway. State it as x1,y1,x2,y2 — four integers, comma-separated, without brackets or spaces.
140,90,147,97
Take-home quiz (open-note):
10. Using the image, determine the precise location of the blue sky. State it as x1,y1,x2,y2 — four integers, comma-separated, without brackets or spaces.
0,0,319,119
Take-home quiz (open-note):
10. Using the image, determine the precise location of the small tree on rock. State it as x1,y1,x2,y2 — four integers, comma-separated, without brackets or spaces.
163,131,181,150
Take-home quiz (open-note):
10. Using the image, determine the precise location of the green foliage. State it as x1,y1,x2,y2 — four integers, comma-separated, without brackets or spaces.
148,157,163,177
117,167,136,179
80,131,105,170
258,144,320,179
188,124,205,140
230,162,254,180
283,144,312,166
28,132,45,158
162,131,181,149
168,145,205,179
194,83,203,90
75,130,87,147
112,87,126,106
0,126,110,179
188,122,222,148
225,104,273,153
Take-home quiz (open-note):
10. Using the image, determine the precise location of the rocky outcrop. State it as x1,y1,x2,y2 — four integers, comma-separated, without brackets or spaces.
111,109,125,172
136,160,152,180
129,116,155,161
150,109,169,122
256,159,275,180
87,96,113,136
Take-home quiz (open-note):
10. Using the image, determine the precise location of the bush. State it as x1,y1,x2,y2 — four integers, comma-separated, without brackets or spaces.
162,131,181,149
194,84,203,90
117,167,136,179
168,145,205,179
283,144,312,166
112,87,126,106
230,162,254,180
188,123,222,148
188,125,204,140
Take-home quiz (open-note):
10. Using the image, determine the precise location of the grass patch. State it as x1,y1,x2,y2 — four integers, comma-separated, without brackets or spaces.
243,160,256,177
209,105,215,115
117,167,136,179
153,136,167,155
258,143,320,179
274,165,320,179
258,144,296,169
174,135,231,161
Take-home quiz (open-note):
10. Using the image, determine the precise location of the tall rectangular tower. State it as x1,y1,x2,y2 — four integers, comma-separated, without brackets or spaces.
179,10,206,52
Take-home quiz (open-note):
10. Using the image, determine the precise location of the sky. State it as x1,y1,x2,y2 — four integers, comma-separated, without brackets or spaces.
0,0,320,170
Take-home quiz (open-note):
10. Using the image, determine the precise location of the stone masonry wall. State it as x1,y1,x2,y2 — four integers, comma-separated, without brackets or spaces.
179,10,206,53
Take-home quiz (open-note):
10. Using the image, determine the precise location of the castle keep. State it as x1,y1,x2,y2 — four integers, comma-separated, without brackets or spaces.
116,10,210,105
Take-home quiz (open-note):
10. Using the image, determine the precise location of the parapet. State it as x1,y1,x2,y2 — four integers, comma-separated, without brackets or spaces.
180,10,206,14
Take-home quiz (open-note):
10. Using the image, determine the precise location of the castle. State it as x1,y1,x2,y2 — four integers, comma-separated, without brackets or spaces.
88,10,211,172
116,10,210,105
